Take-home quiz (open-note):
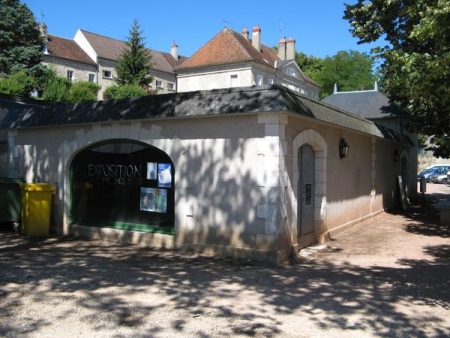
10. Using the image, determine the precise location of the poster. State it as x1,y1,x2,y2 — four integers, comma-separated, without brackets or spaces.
154,188,167,213
140,187,155,212
158,163,172,187
147,162,157,180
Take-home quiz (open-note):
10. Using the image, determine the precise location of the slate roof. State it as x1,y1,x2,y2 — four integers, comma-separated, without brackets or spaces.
0,94,50,114
322,90,410,120
0,85,412,145
176,27,280,70
45,35,96,66
79,30,187,73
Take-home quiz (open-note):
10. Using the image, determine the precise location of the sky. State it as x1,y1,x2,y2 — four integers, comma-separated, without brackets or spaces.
22,0,378,59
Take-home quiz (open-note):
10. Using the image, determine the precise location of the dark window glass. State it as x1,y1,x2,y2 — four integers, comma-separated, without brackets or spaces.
70,140,175,233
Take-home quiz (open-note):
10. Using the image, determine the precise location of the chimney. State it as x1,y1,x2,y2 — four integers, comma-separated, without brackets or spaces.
241,27,249,40
252,25,261,51
278,37,286,60
171,41,179,59
286,37,296,59
39,22,48,54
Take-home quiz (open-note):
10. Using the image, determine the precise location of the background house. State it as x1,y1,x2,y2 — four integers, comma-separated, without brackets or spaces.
73,29,186,99
176,26,320,98
40,24,98,85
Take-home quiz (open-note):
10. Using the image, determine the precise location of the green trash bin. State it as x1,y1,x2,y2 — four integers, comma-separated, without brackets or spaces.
0,177,24,228
20,183,56,237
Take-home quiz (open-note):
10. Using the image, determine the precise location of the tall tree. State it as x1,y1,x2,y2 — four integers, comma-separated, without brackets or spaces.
298,50,376,99
295,52,323,81
0,0,43,75
321,50,377,98
115,19,153,88
344,0,450,157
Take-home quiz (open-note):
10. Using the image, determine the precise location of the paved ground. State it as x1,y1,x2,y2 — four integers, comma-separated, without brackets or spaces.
0,183,449,337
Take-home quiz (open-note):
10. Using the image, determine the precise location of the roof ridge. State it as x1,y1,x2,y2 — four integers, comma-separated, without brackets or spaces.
226,27,253,59
79,29,126,43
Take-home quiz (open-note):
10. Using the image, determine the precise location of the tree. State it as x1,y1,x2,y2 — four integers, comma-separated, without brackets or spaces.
344,0,450,157
115,19,153,88
295,52,323,83
314,50,377,98
295,50,377,99
0,71,36,96
0,0,43,76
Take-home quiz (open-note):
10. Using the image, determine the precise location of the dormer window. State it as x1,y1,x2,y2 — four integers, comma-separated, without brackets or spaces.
285,67,296,76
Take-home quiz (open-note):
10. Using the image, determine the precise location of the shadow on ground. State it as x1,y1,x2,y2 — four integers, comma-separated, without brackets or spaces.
0,192,449,337
1,229,449,337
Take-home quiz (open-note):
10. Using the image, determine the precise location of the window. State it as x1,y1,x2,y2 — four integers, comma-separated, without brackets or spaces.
230,74,238,87
285,67,296,76
88,73,95,82
256,74,263,85
67,70,73,82
167,82,175,91
156,80,163,88
102,70,112,79
70,140,175,233
268,78,274,85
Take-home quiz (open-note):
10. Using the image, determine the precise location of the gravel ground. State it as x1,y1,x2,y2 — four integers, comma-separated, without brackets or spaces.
0,183,449,338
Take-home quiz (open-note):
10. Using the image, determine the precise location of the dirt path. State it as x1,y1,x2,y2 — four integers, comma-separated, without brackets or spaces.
0,184,449,337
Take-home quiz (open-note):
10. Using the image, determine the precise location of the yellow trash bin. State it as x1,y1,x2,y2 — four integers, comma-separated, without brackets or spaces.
20,183,56,236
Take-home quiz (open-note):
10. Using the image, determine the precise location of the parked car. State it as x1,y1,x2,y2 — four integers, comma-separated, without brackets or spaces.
418,165,450,182
430,173,448,184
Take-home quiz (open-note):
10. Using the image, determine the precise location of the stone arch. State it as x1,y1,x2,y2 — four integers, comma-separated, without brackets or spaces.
57,121,183,234
292,129,328,246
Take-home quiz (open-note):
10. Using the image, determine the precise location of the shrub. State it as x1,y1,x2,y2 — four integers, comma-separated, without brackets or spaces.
41,76,71,102
104,84,147,100
68,81,100,103
0,71,36,97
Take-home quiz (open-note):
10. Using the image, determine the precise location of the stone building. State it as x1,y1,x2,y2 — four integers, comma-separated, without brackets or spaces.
0,85,413,263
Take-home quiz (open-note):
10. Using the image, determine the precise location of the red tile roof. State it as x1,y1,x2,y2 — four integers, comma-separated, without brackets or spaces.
79,30,186,74
46,35,96,65
177,27,280,70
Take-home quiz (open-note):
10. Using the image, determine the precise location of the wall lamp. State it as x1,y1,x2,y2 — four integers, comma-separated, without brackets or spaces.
339,138,349,159
394,150,400,162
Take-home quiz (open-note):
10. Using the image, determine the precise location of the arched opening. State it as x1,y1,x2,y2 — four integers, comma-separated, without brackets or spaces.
70,139,175,234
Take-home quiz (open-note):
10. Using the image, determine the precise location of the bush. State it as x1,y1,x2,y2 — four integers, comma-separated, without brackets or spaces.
0,71,36,97
68,81,100,103
42,76,71,102
104,84,147,100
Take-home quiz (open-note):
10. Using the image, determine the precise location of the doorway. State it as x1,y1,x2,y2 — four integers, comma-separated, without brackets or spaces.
297,143,315,248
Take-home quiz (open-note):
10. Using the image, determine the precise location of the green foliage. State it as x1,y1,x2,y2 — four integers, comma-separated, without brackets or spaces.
295,50,376,99
317,50,377,98
0,0,43,76
104,84,147,100
68,81,100,103
41,74,71,102
115,19,153,88
0,71,36,96
295,52,323,80
344,0,450,157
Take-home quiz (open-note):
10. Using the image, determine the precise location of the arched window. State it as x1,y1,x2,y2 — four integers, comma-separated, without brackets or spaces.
70,140,175,234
